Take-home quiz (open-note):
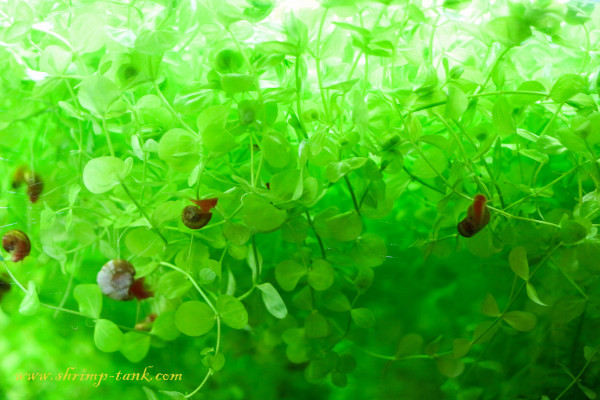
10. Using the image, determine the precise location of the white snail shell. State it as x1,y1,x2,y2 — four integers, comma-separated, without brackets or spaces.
97,260,135,301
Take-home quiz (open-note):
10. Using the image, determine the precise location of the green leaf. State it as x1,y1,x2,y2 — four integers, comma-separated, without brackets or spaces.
203,352,226,371
19,281,40,316
220,74,256,94
561,219,588,244
322,290,351,312
513,80,547,106
39,45,72,75
78,76,120,117
216,295,248,329
156,271,192,299
202,124,237,156
275,259,307,291
351,233,387,267
94,319,123,352
73,284,102,319
509,246,529,280
242,193,287,232
351,308,375,328
262,134,290,169
270,169,303,201
257,283,288,319
120,331,150,362
436,355,465,378
326,157,368,183
484,16,531,47
325,210,363,242
526,282,548,307
223,222,251,246
135,30,179,54
453,338,472,358
305,310,329,338
502,311,537,331
481,293,501,317
307,259,335,291
150,311,181,341
492,96,515,137
143,387,159,400
445,86,468,119
550,74,587,103
83,156,132,194
158,129,201,172
324,79,360,92
550,295,586,324
159,391,186,400
69,14,106,53
196,104,230,133
125,228,164,257
175,301,216,336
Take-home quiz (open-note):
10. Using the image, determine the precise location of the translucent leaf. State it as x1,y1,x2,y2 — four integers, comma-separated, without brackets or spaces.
305,310,329,338
326,157,368,183
216,295,248,329
453,338,471,358
70,14,106,53
550,74,587,104
94,319,123,352
550,295,585,324
484,16,531,47
324,210,363,242
503,311,537,331
120,331,150,362
19,281,39,316
242,193,287,232
307,259,335,291
526,282,548,306
513,80,547,106
220,74,256,94
351,308,375,328
150,311,180,341
492,96,515,137
275,259,307,291
257,283,288,319
436,355,465,378
481,293,501,317
78,76,120,117
351,233,387,267
270,169,303,201
202,125,237,156
509,246,529,280
445,86,468,119
158,129,201,172
135,30,179,54
175,301,216,336
156,271,192,299
125,228,164,257
561,219,588,244
73,284,102,319
83,156,132,194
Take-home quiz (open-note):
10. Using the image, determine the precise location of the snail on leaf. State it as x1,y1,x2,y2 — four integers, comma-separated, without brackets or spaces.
457,194,490,238
96,260,153,301
12,166,44,203
182,198,218,230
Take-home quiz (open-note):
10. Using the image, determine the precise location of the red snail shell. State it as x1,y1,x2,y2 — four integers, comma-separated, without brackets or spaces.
2,230,31,262
182,205,212,230
96,260,153,301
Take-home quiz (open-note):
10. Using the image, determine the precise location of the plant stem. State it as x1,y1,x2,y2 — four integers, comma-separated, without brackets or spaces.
153,81,196,135
102,118,115,157
344,176,361,215
554,345,600,400
305,210,326,259
121,182,168,246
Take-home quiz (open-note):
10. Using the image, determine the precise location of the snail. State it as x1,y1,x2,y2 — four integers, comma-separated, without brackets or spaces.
2,230,31,262
12,166,43,203
457,194,490,238
96,260,153,301
182,198,218,230
182,205,212,230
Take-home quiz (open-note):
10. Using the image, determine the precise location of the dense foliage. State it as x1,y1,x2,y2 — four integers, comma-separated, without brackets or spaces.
1,0,600,399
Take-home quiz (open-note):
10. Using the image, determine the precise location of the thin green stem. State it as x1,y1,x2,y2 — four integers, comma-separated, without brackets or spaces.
121,182,168,246
554,345,600,400
102,118,115,157
153,81,196,135
344,176,361,215
160,262,217,313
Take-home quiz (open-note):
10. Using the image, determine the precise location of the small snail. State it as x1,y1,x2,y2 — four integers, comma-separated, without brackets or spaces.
2,230,31,262
182,205,212,230
96,260,153,301
457,194,490,238
182,198,218,230
12,166,43,203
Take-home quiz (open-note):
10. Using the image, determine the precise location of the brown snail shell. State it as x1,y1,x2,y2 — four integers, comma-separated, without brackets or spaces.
182,205,212,230
2,230,31,262
26,173,44,203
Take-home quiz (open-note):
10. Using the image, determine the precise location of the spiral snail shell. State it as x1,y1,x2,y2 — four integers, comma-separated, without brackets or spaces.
96,260,153,301
457,194,490,238
2,230,31,262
